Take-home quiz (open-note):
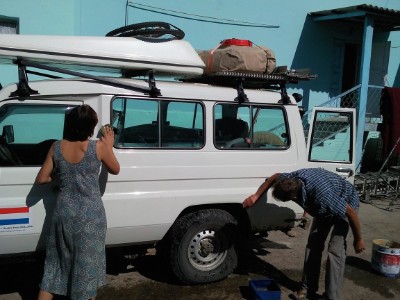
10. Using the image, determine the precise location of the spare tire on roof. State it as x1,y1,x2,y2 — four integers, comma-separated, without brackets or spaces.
106,21,185,43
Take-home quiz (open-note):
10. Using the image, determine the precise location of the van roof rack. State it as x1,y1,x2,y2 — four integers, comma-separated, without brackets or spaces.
180,66,317,90
9,59,161,98
180,67,316,105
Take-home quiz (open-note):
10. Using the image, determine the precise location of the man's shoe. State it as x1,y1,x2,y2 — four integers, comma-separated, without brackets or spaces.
290,287,323,300
292,288,307,300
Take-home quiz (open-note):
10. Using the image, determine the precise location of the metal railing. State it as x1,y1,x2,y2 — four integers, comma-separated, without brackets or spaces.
300,85,400,204
302,84,384,140
301,85,400,176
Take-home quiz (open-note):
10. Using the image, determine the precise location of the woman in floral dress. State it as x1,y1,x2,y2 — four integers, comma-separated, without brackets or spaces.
36,105,120,300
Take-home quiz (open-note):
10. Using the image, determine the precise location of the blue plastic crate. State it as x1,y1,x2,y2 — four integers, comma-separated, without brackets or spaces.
249,279,281,300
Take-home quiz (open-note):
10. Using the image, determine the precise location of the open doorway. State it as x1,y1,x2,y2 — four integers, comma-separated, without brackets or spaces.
340,43,360,108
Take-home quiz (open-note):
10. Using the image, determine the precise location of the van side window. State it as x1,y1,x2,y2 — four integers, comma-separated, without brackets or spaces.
0,104,73,166
214,104,288,149
112,97,204,149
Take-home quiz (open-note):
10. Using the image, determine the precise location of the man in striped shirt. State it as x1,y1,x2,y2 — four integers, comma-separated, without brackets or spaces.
243,168,365,300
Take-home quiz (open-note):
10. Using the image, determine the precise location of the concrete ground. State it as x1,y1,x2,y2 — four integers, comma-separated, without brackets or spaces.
0,196,399,300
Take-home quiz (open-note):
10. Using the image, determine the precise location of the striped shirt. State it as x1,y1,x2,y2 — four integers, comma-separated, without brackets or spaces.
278,168,359,219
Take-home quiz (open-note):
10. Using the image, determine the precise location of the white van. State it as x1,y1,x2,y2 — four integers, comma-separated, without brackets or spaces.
0,28,356,284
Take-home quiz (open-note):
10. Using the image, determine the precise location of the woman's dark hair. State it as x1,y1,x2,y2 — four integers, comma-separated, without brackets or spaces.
272,178,301,201
63,105,98,141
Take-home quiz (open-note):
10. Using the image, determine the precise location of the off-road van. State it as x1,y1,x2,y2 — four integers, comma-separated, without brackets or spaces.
0,25,356,284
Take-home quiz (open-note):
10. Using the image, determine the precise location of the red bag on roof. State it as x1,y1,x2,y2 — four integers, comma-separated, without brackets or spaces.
221,38,253,47
198,38,276,74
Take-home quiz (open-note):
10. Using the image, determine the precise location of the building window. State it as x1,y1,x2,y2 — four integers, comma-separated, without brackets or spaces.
0,17,18,34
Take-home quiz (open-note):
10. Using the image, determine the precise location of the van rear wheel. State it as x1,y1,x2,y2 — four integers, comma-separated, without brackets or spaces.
167,209,238,284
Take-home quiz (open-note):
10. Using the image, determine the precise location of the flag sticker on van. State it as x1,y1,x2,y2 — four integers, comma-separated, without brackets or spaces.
0,207,32,232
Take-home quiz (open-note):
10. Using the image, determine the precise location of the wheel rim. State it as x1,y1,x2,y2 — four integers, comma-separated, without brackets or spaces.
187,229,228,271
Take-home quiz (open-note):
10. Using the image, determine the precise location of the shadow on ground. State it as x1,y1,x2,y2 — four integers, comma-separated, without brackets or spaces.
0,255,43,300
3,237,398,300
345,256,400,299
98,235,302,300
0,254,73,300
0,237,299,300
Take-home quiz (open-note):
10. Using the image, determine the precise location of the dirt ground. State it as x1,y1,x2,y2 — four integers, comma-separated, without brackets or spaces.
0,197,399,300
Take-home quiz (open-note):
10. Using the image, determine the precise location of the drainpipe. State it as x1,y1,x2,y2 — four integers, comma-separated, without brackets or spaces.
356,15,374,172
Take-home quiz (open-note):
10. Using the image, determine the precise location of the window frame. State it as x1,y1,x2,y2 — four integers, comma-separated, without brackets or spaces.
213,102,290,150
0,16,19,34
111,97,205,150
0,103,76,167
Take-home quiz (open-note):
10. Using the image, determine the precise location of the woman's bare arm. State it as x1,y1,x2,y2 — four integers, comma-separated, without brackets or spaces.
35,143,55,184
97,126,120,175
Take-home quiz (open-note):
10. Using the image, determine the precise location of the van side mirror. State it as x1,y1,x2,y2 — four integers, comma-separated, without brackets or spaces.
2,125,15,143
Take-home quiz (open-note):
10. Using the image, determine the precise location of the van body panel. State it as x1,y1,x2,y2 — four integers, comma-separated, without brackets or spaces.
0,80,356,256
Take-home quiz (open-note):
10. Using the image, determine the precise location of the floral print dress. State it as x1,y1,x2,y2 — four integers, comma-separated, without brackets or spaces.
40,140,106,299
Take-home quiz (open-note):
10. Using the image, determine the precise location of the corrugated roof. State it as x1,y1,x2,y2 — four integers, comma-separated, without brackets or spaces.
310,4,400,31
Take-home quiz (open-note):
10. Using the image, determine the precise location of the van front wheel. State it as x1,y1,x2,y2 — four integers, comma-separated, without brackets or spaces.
167,209,238,284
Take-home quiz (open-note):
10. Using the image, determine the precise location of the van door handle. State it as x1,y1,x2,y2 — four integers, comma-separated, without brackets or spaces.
336,167,353,177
